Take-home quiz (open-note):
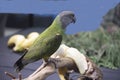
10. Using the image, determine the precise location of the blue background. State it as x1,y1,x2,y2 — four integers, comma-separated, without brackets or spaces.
0,0,120,34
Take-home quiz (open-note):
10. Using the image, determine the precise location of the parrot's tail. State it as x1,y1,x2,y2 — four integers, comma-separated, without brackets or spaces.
14,53,26,72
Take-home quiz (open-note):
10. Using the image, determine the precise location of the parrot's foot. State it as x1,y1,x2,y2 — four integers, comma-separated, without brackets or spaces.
48,58,62,68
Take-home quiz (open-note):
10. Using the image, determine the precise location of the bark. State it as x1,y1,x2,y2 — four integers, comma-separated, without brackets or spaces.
5,57,103,80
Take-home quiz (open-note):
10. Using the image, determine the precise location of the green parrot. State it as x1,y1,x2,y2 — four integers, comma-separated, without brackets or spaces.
14,11,76,72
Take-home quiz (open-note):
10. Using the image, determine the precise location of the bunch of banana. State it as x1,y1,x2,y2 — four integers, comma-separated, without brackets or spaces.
8,32,39,52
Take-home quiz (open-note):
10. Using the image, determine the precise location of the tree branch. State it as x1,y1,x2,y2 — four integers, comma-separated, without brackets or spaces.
5,57,76,80
5,57,103,80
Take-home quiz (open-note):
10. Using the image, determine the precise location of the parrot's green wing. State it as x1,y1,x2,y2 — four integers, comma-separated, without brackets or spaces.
14,34,62,72
24,33,62,61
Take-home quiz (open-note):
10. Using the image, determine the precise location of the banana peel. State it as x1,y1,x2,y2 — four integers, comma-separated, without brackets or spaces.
51,44,102,80
51,44,88,80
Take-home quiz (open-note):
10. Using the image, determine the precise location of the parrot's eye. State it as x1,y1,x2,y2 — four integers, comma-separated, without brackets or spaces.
64,14,75,22
69,14,76,23
70,13,75,17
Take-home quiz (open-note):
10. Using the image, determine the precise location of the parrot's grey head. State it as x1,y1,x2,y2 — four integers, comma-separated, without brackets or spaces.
59,11,76,29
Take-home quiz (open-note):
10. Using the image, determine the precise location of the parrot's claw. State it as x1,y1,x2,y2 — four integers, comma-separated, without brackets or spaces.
48,58,62,68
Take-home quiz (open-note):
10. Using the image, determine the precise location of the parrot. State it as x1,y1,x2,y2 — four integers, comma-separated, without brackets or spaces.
14,11,76,72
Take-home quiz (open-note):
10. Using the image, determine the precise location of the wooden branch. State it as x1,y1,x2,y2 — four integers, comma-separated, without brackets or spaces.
5,57,76,80
5,57,103,80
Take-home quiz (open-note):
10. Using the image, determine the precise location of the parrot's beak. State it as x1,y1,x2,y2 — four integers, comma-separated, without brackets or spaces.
72,16,76,23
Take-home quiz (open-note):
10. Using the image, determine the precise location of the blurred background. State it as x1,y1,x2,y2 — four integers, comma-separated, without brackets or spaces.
0,1,120,80
0,0,120,37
